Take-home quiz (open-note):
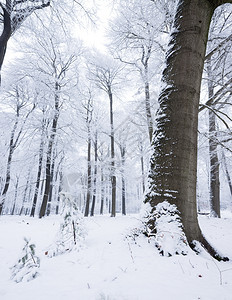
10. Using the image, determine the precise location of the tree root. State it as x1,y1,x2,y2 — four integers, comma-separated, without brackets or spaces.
190,234,229,262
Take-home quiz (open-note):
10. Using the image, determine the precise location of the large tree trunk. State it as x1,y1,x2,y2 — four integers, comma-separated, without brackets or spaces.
145,0,229,247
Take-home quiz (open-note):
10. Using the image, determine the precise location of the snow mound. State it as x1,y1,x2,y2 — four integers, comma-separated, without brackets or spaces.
46,193,87,257
142,201,188,256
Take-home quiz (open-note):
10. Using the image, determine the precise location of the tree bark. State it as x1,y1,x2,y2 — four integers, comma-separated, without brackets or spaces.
207,61,220,218
0,0,50,82
19,170,31,216
39,82,60,218
84,101,92,217
100,167,104,215
146,0,216,243
146,0,232,259
84,141,91,217
109,90,116,217
46,147,56,216
30,118,46,217
139,140,146,194
144,65,153,143
0,4,11,81
56,171,63,215
221,149,232,199
0,119,17,214
120,145,126,215
11,176,19,215
90,133,98,216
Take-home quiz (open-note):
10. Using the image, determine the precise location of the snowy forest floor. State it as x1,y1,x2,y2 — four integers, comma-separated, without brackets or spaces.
0,213,232,300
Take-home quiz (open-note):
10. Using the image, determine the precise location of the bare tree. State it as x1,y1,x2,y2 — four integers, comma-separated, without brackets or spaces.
83,89,93,217
0,84,35,214
90,131,97,216
110,0,176,143
199,5,232,216
34,35,77,218
88,55,123,217
0,0,50,81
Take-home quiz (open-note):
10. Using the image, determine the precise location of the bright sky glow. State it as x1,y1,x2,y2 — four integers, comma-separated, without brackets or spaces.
76,2,114,52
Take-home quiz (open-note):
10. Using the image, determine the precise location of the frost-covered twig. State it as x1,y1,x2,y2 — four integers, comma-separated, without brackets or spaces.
11,238,40,283
125,236,135,264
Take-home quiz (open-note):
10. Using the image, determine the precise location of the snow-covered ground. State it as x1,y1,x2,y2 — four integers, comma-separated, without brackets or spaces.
0,213,232,300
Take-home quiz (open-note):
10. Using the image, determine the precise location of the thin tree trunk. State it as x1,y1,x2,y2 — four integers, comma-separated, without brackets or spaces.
84,128,92,217
30,163,43,216
0,97,35,215
120,145,126,215
11,176,19,215
109,90,116,217
0,113,19,214
139,140,145,194
207,61,220,218
84,95,93,217
56,171,63,215
46,148,56,216
30,120,46,217
100,167,104,215
221,149,232,199
144,68,153,143
39,82,60,218
20,170,31,216
90,133,98,216
52,155,64,214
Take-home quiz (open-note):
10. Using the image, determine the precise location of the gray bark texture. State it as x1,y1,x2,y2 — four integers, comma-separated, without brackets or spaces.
145,0,232,257
39,82,60,218
109,90,116,217
207,61,220,218
84,118,92,217
90,133,98,217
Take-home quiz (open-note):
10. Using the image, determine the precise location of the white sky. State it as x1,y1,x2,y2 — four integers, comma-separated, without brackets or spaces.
76,1,115,52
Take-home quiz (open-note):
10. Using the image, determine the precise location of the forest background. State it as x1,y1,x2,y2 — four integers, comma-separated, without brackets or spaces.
0,0,231,219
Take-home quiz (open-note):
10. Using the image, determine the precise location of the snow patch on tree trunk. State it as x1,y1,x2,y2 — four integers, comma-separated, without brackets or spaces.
141,201,188,256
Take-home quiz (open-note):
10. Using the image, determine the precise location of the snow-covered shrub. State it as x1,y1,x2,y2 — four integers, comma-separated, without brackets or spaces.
142,201,188,256
11,238,40,283
46,192,87,257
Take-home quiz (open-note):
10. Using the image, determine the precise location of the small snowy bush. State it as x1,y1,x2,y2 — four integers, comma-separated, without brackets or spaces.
142,201,188,256
11,238,40,283
46,193,87,257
